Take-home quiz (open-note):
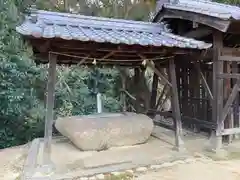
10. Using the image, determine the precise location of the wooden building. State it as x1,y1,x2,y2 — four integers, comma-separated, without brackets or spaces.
154,0,240,149
16,8,212,164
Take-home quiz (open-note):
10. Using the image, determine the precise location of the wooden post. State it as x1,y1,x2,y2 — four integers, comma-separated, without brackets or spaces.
194,62,213,105
134,68,141,113
224,62,232,142
175,62,181,111
169,57,184,151
120,69,127,112
232,62,239,139
150,72,159,112
156,84,168,109
212,31,223,150
193,63,200,132
64,0,68,11
43,54,57,165
97,93,103,113
182,64,188,118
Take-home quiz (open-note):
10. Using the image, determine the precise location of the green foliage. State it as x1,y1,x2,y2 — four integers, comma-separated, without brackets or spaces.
55,67,121,117
0,0,129,148
0,0,47,148
0,0,157,148
215,0,240,5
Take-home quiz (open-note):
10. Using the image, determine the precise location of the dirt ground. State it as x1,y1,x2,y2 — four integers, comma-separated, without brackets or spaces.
0,144,29,180
135,159,240,180
1,145,240,180
1,126,240,180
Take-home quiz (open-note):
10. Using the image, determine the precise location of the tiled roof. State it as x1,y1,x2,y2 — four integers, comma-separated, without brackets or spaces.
16,10,211,49
162,0,240,20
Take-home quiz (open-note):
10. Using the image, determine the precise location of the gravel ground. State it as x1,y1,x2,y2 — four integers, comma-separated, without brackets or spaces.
135,159,240,180
0,144,28,180
1,145,240,180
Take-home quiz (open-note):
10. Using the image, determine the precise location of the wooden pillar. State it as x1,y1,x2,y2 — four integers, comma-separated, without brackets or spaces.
224,62,232,142
182,64,188,117
169,57,184,151
232,62,239,139
134,68,141,113
175,62,182,110
212,31,223,150
120,69,127,112
43,54,57,164
207,64,213,122
64,0,68,11
193,63,200,132
150,72,159,111
97,93,103,113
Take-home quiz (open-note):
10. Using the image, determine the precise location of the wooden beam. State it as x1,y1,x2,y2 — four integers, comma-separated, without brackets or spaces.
183,116,217,130
36,58,142,67
120,68,127,112
219,56,240,62
101,51,116,60
150,72,159,110
122,89,136,101
49,50,166,60
50,51,118,62
221,127,240,136
159,90,171,111
220,79,240,124
222,48,240,57
43,53,57,164
184,28,212,38
189,47,240,60
223,61,233,143
31,38,198,55
161,9,230,32
138,54,173,88
153,120,175,131
121,88,145,109
217,73,240,79
134,68,141,113
212,30,223,149
181,64,188,118
150,110,173,118
232,62,240,129
145,60,172,87
31,38,240,61
35,52,171,67
155,84,168,108
169,57,184,151
194,62,213,105
122,90,146,111
37,40,50,53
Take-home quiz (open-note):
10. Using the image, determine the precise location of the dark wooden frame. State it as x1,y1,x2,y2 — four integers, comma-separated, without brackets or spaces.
27,38,202,66
155,9,230,32
155,5,240,150
23,33,203,163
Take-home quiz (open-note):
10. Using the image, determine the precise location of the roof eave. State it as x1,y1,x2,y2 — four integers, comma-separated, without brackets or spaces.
154,7,231,33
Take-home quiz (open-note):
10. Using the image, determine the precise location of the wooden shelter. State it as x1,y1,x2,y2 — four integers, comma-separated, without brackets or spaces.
16,8,211,164
154,0,240,149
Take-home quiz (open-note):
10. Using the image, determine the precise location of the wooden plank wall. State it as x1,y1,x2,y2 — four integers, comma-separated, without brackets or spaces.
175,60,214,131
152,51,240,142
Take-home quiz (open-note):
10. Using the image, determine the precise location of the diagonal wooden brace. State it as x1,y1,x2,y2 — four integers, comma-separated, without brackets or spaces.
220,79,240,124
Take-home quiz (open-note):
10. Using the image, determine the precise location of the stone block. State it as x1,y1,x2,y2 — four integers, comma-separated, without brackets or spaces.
55,112,154,151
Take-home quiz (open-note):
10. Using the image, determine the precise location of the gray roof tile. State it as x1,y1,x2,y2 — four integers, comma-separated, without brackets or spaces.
163,0,240,20
16,10,211,49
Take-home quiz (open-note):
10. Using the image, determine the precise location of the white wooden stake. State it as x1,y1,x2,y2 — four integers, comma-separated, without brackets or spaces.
97,93,102,113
